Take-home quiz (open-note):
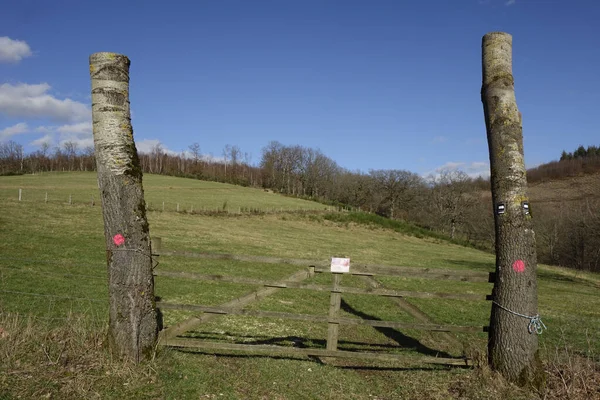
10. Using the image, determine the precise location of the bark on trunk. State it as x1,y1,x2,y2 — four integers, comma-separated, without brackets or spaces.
90,52,158,362
481,32,544,387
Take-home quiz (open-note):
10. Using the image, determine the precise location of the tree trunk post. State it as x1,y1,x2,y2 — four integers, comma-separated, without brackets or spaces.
481,32,545,386
90,52,158,362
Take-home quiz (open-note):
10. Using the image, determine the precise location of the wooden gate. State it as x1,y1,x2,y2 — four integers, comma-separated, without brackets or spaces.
154,243,493,366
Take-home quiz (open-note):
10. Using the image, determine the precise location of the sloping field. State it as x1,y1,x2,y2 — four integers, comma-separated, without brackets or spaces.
477,171,600,206
528,172,600,205
0,172,598,399
0,172,328,213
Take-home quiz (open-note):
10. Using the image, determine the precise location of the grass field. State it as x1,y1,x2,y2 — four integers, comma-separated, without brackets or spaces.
0,172,329,214
1,172,598,399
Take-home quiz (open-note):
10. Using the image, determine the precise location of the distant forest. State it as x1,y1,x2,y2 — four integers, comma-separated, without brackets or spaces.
1,139,599,272
528,144,600,182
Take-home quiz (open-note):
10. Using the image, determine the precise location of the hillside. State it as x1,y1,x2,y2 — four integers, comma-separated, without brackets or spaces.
528,172,600,205
0,172,598,399
476,171,600,207
470,171,600,272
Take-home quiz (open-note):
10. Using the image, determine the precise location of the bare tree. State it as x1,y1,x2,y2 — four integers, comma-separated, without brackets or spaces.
151,143,165,174
63,141,78,171
189,142,201,164
369,169,423,219
0,141,24,174
428,169,476,239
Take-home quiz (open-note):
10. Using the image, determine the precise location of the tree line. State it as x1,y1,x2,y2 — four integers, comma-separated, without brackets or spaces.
1,138,599,272
527,144,600,182
0,140,95,175
560,144,600,161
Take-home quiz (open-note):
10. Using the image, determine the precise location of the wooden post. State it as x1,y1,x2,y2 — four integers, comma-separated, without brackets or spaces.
176,203,180,212
18,188,22,201
162,201,165,211
326,273,342,351
68,194,72,205
481,32,543,386
152,237,162,253
90,52,158,362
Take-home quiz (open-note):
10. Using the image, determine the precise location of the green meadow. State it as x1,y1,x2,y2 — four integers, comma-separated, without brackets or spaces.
0,172,598,399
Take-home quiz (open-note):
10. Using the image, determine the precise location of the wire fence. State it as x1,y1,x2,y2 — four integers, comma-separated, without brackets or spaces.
0,264,106,280
0,289,105,303
0,256,109,323
2,188,346,215
0,311,108,323
0,256,106,270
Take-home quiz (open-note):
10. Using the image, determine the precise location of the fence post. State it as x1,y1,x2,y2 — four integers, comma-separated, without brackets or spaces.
481,32,543,386
152,237,162,253
90,52,158,362
18,188,22,201
326,273,342,351
69,194,72,205
162,201,165,211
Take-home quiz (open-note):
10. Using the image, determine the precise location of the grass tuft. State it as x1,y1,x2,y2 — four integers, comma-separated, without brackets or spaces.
0,312,162,399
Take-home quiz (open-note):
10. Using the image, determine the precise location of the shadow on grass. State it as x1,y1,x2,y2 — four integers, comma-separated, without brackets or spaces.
537,269,600,288
171,348,465,371
339,299,455,359
184,331,412,351
444,259,495,271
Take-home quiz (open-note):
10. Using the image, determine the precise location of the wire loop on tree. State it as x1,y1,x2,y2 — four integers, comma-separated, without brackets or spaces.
492,301,547,335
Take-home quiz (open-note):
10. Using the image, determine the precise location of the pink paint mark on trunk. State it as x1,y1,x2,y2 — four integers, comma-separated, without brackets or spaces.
512,259,525,273
113,234,125,247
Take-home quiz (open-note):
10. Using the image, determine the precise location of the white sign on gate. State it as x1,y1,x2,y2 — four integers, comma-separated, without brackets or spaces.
330,257,350,273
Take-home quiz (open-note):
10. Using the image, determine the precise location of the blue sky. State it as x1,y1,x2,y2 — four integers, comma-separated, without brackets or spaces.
1,0,599,177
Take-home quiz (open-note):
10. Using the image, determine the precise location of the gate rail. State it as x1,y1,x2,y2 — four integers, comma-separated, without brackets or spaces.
154,247,494,366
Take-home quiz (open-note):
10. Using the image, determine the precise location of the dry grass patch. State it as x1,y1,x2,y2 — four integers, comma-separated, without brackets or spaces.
0,313,162,399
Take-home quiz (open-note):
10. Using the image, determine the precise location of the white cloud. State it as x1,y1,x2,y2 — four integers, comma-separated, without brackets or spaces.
0,37,32,63
0,83,90,123
136,139,161,154
136,139,178,156
35,122,92,135
56,122,92,135
0,122,29,141
436,161,465,171
28,122,93,149
35,125,54,133
506,0,516,5
30,134,54,147
425,161,490,179
58,135,94,150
